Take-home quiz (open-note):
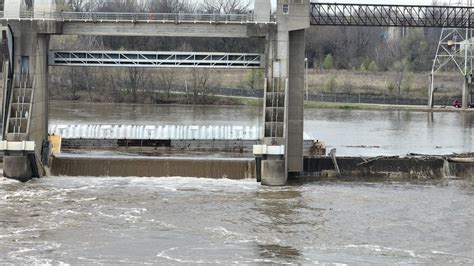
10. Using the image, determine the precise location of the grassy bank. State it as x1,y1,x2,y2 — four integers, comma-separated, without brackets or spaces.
303,101,473,112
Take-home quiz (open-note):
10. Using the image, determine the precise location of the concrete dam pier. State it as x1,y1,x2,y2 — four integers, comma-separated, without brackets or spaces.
0,0,311,185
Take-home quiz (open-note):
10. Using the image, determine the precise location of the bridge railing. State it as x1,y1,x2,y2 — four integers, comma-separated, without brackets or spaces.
0,11,274,24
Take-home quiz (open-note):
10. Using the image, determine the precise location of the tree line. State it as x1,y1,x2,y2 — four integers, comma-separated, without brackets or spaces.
44,0,451,103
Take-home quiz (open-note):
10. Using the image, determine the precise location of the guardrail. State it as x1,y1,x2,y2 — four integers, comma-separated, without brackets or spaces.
0,11,276,24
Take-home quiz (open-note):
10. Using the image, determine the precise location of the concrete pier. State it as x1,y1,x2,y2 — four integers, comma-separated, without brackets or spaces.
260,0,309,185
1,0,59,181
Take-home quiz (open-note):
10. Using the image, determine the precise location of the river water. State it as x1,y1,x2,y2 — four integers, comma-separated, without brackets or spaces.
0,102,472,264
50,101,474,156
0,177,473,264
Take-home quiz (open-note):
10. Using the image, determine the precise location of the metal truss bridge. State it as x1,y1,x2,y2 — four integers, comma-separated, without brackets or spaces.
49,51,263,69
310,2,473,28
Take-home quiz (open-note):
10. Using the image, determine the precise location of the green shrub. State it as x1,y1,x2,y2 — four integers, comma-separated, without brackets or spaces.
323,54,334,70
324,75,337,93
367,61,379,73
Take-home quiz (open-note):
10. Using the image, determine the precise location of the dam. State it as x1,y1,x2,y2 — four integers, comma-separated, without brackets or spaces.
0,0,473,184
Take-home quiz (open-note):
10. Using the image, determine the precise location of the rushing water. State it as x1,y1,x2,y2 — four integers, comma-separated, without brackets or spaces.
0,177,473,264
0,102,472,264
50,101,474,156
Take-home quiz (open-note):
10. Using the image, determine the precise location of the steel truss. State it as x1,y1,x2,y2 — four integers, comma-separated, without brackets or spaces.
430,0,473,108
49,51,263,69
310,2,473,28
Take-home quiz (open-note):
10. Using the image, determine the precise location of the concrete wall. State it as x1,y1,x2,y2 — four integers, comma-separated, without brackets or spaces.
286,29,305,173
8,22,50,148
62,23,252,38
51,157,256,180
50,155,473,180
254,0,271,22
302,157,448,179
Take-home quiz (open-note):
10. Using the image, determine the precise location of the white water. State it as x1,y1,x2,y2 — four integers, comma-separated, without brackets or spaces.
49,123,315,140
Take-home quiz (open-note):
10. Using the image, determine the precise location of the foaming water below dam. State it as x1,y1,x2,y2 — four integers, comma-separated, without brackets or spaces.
0,176,472,264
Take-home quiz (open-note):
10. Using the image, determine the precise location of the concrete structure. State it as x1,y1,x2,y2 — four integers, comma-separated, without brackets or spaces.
1,0,468,184
1,0,60,180
0,0,309,185
261,0,310,185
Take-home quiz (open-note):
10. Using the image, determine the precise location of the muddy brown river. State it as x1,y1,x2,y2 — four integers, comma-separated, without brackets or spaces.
49,101,474,156
0,177,473,264
0,102,472,264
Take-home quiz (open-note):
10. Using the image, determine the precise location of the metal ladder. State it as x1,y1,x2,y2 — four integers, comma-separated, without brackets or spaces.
5,72,34,140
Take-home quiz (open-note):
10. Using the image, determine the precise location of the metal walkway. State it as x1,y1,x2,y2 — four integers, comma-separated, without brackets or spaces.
310,3,473,28
0,11,272,24
49,51,263,69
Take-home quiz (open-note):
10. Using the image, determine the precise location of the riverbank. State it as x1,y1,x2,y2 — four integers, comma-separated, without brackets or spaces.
49,98,473,113
303,101,474,112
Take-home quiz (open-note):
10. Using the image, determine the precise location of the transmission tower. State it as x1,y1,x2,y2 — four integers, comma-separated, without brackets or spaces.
429,0,473,108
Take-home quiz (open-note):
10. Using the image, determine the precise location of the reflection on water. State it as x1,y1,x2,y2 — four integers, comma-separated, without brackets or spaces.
50,101,473,156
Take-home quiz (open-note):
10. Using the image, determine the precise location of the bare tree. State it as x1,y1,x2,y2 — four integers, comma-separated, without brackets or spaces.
147,0,196,13
158,69,177,99
190,69,219,103
200,0,250,14
128,68,146,103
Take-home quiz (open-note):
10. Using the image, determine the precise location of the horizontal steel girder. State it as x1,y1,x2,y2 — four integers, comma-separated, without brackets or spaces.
49,51,264,69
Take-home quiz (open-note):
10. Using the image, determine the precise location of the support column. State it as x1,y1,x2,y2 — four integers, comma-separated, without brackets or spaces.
462,76,469,109
2,22,53,181
287,29,305,174
257,0,309,186
428,74,435,108
260,29,288,186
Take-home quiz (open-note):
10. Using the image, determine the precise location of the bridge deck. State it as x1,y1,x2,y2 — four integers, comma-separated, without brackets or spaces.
0,11,273,24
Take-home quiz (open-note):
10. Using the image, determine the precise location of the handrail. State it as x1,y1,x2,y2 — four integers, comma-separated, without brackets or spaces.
0,11,277,24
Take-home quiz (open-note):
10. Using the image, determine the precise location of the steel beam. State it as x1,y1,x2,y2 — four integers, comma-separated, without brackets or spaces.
49,51,264,69
311,3,473,28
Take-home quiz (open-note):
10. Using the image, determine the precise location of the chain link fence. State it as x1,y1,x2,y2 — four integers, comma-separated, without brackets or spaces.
307,93,457,106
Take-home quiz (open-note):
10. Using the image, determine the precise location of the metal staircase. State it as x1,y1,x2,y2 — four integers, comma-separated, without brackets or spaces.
264,78,286,144
5,72,34,140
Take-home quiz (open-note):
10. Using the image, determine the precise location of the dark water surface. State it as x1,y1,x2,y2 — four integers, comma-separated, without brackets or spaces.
50,101,474,156
0,177,473,264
